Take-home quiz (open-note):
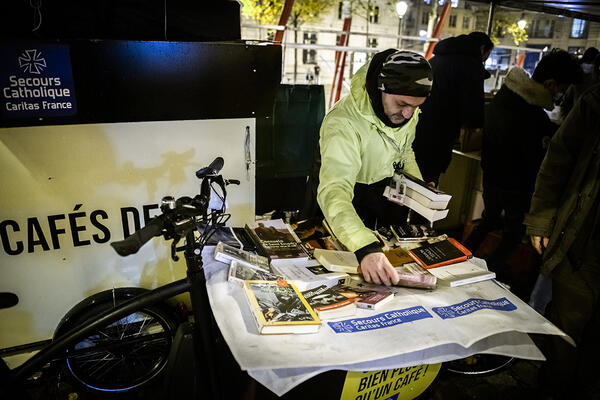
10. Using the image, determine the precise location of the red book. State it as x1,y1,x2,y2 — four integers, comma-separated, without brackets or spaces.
408,238,472,270
355,291,394,310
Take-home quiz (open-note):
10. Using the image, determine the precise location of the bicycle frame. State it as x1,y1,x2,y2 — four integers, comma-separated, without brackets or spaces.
9,157,232,400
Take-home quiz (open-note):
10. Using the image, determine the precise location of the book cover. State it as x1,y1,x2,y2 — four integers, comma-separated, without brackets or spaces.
245,219,309,260
301,284,357,320
389,224,437,242
270,259,351,291
228,260,282,287
394,262,437,290
427,260,496,287
302,236,345,256
214,241,271,270
328,283,393,308
383,247,414,267
408,238,473,269
313,249,359,274
243,280,321,334
355,290,394,310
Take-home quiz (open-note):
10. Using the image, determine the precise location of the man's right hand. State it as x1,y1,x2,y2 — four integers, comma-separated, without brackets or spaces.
530,235,550,255
360,252,399,286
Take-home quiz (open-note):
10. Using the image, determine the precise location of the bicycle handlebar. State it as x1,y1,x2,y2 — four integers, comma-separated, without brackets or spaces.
196,156,224,179
110,217,165,256
110,157,228,258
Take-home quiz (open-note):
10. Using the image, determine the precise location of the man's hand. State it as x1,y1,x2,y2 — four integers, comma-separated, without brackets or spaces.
530,235,550,255
360,252,399,286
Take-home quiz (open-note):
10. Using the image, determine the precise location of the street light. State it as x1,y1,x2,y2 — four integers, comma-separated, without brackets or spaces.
396,1,408,49
517,14,527,30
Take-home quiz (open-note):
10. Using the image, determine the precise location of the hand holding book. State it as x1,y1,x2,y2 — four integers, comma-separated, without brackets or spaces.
360,252,399,287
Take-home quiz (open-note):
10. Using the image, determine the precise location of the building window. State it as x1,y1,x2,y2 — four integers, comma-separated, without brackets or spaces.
528,19,554,38
303,32,317,64
369,6,380,24
462,16,470,29
421,11,429,25
571,19,588,38
448,15,457,28
368,38,378,48
338,2,343,19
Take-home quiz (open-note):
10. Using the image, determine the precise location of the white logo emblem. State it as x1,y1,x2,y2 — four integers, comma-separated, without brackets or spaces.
18,49,47,74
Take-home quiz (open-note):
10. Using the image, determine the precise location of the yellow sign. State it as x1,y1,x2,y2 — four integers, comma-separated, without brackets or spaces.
340,364,441,400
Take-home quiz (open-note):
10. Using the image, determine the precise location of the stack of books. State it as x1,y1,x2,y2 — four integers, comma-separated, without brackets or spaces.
383,172,451,223
407,238,496,287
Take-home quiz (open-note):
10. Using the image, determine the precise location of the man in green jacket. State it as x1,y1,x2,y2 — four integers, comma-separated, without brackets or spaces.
318,50,432,286
524,83,600,398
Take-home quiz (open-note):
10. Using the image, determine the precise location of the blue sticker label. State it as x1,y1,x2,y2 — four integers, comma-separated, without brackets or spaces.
328,306,433,333
432,297,517,319
1,44,77,118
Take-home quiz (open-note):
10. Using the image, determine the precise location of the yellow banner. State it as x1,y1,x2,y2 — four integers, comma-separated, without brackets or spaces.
340,364,441,400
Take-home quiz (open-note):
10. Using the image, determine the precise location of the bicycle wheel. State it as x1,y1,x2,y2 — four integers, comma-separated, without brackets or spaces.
62,300,179,392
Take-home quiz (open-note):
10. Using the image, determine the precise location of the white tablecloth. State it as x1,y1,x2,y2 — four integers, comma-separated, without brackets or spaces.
202,247,568,396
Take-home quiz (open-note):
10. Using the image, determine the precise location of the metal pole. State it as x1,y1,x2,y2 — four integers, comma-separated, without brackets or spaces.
486,1,496,37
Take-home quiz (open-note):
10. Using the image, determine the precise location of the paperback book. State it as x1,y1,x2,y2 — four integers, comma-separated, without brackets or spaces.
330,283,394,310
389,224,437,242
214,241,270,271
355,290,394,310
228,261,281,288
394,262,437,290
408,238,473,269
301,284,357,320
270,258,351,291
383,187,449,223
245,219,309,261
427,260,496,287
393,172,452,209
313,249,359,274
243,280,321,334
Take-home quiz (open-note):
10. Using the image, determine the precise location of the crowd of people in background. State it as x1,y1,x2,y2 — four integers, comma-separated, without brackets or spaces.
315,33,599,398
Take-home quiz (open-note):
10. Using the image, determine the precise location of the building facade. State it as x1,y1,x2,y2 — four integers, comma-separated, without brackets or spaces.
241,0,600,104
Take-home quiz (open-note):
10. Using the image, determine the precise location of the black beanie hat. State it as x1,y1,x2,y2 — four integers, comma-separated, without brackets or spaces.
377,51,432,97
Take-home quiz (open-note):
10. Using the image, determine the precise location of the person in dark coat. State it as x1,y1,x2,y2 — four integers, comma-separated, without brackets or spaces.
464,49,581,280
524,83,600,399
560,47,599,119
412,31,493,185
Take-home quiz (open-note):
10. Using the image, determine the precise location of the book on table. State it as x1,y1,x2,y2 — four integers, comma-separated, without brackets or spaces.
245,219,309,262
214,241,271,271
270,258,351,291
301,284,357,320
228,260,282,288
313,248,359,274
393,262,437,290
355,290,394,310
408,238,473,269
243,280,321,334
427,260,496,287
329,282,394,310
389,224,437,242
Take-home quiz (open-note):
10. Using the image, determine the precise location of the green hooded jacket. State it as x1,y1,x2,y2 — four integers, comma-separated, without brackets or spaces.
317,62,423,252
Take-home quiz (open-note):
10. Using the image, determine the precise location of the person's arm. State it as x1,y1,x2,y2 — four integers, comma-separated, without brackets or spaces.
524,91,592,239
317,115,399,285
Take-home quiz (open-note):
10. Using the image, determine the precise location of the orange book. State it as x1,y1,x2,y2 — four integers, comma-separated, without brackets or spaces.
408,238,472,270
